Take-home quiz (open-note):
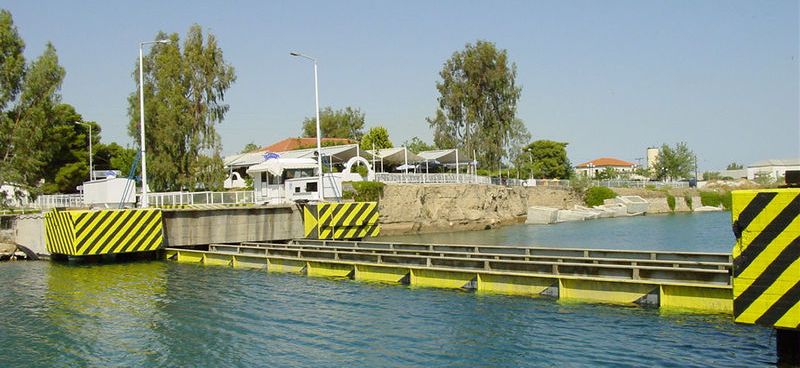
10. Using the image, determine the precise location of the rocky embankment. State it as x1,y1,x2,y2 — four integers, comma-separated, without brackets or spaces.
378,184,529,235
377,184,723,235
378,184,587,235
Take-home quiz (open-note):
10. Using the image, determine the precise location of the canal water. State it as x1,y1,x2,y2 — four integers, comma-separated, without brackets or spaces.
0,212,776,367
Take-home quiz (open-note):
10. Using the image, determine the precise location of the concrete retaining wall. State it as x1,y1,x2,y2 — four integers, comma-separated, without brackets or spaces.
162,205,303,247
14,214,47,255
648,196,701,214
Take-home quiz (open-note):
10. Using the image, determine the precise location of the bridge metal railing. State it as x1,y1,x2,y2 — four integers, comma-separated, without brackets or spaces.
142,190,256,208
32,194,84,209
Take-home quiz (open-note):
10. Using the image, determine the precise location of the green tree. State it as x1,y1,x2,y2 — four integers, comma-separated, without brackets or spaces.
0,10,65,197
302,106,365,140
360,126,393,150
726,162,744,170
240,142,260,153
518,140,572,179
427,40,524,167
403,136,436,153
653,142,695,181
39,104,96,193
594,167,619,180
127,25,236,191
94,142,137,177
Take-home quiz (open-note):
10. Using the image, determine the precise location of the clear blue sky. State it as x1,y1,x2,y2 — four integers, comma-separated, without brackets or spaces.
5,0,799,171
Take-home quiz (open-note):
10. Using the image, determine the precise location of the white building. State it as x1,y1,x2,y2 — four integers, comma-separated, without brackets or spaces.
575,157,637,179
747,159,800,181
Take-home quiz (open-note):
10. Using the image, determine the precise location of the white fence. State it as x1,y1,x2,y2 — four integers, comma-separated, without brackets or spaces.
594,180,690,189
33,194,84,209
374,173,492,184
142,191,256,207
28,179,690,209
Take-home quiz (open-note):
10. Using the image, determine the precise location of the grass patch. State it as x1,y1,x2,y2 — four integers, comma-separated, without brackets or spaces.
666,194,676,212
700,191,732,210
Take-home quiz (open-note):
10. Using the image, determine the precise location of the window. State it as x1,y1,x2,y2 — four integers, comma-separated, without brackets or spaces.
306,182,318,192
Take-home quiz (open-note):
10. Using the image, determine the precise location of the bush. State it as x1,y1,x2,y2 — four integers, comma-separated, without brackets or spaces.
666,194,676,212
584,186,617,207
570,175,592,195
348,181,385,202
700,191,732,210
353,165,369,178
684,195,693,211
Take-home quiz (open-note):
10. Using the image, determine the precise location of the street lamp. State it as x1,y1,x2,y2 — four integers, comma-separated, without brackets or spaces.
74,121,93,181
290,51,324,201
139,38,171,208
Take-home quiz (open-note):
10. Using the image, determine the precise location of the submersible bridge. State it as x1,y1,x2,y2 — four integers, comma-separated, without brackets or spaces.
35,184,800,364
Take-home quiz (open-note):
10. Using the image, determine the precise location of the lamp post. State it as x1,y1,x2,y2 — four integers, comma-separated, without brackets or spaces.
290,51,323,201
139,39,171,208
74,121,93,181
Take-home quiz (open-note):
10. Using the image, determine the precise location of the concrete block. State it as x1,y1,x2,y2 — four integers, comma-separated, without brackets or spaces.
556,209,589,223
526,206,559,224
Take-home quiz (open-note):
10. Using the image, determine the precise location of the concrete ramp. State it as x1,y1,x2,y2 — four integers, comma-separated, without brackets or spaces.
606,196,650,214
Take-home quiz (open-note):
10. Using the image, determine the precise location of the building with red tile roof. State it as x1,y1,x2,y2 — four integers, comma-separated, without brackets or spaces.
575,157,637,178
258,137,356,153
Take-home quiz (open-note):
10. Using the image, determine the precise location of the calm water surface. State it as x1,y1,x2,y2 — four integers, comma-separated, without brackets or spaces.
0,211,776,367
383,211,736,253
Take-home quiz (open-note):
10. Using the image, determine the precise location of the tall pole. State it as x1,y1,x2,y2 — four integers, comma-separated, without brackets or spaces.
88,124,93,181
139,44,147,207
313,60,323,201
291,52,323,201
75,122,93,181
139,39,172,208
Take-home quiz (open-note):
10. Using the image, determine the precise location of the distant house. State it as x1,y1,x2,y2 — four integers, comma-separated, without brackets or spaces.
258,137,356,153
575,157,636,179
747,159,800,180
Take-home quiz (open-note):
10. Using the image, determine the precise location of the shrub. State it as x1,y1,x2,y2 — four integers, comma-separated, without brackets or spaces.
684,195,693,211
353,165,369,178
700,191,732,210
570,175,592,195
584,186,617,207
349,181,385,202
666,194,676,212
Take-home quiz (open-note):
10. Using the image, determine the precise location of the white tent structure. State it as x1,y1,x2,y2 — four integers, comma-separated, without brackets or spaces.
417,149,472,175
225,144,375,172
246,158,318,177
365,147,422,173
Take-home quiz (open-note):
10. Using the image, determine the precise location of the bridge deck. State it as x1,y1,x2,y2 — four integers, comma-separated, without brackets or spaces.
166,239,733,313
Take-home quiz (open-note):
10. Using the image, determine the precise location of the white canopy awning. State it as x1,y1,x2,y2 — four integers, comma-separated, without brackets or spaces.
418,149,469,165
246,158,318,176
224,151,268,169
366,147,422,165
225,143,376,170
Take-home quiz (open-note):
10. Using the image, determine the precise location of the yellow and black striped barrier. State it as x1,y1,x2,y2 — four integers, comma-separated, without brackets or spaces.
303,202,380,240
732,188,800,330
44,208,163,256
